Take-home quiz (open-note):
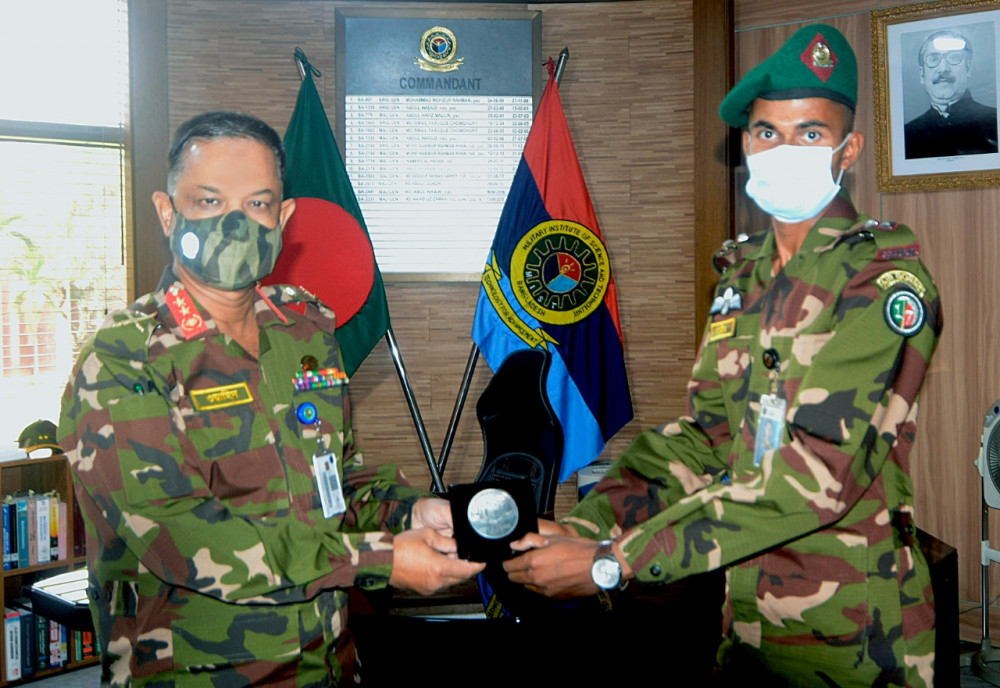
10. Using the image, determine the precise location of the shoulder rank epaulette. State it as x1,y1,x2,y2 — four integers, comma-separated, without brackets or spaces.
266,283,338,328
93,304,159,363
866,218,921,261
712,232,759,275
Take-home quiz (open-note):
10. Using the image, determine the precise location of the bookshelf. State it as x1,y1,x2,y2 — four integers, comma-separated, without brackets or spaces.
0,454,97,684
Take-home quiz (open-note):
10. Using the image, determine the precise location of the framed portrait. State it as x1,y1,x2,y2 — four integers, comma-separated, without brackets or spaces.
873,0,1000,191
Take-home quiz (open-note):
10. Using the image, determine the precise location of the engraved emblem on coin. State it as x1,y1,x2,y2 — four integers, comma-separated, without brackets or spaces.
467,488,519,540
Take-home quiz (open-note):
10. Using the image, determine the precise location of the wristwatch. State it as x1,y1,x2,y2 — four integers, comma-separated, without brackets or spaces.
590,539,623,590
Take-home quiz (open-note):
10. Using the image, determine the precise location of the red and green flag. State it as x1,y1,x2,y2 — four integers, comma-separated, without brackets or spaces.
264,70,389,376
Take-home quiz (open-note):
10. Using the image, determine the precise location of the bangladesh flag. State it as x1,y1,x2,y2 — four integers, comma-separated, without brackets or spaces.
264,70,389,376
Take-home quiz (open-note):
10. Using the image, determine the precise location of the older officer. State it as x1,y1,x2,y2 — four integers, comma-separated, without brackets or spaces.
904,29,998,159
60,111,482,687
505,25,941,687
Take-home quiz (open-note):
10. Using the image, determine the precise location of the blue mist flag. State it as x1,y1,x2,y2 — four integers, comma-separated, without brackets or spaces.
471,69,633,482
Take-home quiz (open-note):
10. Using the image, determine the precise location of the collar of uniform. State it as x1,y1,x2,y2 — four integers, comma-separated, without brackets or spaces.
152,266,296,342
746,190,859,263
152,265,215,341
253,283,297,329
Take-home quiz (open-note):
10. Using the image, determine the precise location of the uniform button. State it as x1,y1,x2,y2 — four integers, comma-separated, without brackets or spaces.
762,348,780,370
650,564,662,577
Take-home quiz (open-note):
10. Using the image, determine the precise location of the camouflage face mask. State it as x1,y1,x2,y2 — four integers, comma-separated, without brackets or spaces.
168,208,282,290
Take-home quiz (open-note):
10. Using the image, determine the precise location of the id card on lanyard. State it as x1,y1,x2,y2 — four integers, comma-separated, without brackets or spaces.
754,394,787,466
313,450,347,518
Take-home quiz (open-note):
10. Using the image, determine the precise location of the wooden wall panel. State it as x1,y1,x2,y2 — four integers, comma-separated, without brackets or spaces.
734,2,1000,609
734,2,877,31
165,0,697,514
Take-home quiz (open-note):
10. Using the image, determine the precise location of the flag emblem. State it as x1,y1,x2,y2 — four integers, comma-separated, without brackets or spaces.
511,219,610,325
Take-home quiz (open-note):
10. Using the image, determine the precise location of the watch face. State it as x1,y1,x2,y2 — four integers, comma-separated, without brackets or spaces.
467,487,519,540
591,557,621,590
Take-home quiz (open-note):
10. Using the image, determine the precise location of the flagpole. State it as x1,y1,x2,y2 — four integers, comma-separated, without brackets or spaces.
436,49,570,479
385,326,445,490
290,48,446,492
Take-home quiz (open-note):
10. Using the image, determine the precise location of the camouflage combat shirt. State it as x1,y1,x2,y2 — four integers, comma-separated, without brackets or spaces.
566,194,941,687
59,266,428,687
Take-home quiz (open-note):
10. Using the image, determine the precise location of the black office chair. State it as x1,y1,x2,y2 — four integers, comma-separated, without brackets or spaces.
474,348,563,517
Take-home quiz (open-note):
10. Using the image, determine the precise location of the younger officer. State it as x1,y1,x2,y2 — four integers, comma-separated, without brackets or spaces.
60,111,482,687
504,25,941,687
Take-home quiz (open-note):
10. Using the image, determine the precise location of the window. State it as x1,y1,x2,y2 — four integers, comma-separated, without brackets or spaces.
0,1,130,448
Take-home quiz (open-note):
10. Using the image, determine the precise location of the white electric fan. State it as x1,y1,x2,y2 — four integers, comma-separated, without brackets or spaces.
974,399,1000,684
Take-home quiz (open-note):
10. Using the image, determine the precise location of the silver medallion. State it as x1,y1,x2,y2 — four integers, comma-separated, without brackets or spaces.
467,488,519,540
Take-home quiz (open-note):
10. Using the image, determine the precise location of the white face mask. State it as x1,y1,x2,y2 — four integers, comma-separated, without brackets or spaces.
744,134,851,224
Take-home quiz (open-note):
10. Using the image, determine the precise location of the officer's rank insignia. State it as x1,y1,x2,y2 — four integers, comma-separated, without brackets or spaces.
876,270,926,298
884,289,925,337
190,383,254,411
165,285,208,339
876,243,921,261
709,286,743,316
709,317,736,342
800,33,837,82
416,26,463,72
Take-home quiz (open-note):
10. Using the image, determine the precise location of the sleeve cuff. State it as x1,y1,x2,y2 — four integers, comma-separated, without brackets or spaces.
348,531,396,590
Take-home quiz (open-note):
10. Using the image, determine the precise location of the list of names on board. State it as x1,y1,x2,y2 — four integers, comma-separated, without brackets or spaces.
344,93,531,274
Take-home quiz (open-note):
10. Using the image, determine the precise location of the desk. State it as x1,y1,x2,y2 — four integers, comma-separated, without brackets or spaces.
351,569,725,685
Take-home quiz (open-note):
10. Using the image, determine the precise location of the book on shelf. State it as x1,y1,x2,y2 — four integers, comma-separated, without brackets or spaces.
4,607,21,681
11,599,34,678
15,497,28,569
2,492,69,569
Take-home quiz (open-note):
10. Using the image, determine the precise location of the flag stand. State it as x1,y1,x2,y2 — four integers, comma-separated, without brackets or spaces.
436,48,570,481
292,49,445,492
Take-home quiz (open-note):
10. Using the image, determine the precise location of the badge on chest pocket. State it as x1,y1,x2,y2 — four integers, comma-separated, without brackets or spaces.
754,394,787,466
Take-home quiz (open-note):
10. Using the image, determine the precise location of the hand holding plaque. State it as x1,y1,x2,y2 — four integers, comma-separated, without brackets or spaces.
449,480,537,562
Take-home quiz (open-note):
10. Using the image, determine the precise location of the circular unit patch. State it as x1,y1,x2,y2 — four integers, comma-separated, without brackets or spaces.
884,288,925,337
420,26,458,65
510,219,610,326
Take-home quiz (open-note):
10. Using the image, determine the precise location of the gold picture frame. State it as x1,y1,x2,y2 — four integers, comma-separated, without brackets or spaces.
872,0,1000,191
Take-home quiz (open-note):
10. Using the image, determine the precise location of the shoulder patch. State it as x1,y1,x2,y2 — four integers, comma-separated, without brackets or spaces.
884,288,925,337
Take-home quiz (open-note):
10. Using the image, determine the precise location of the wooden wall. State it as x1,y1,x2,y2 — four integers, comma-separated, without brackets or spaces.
734,0,1000,607
163,0,697,515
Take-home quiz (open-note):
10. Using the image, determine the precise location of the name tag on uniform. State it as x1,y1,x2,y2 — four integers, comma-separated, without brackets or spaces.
754,394,786,466
709,317,736,342
190,383,254,411
313,452,346,519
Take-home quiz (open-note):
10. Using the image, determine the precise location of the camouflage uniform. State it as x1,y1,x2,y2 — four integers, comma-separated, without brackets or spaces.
565,194,941,687
59,267,428,687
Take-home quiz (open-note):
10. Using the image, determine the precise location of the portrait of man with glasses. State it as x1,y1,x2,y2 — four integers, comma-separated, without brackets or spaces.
904,28,999,159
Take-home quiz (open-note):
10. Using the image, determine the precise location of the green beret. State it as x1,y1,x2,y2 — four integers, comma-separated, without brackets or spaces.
719,24,857,128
